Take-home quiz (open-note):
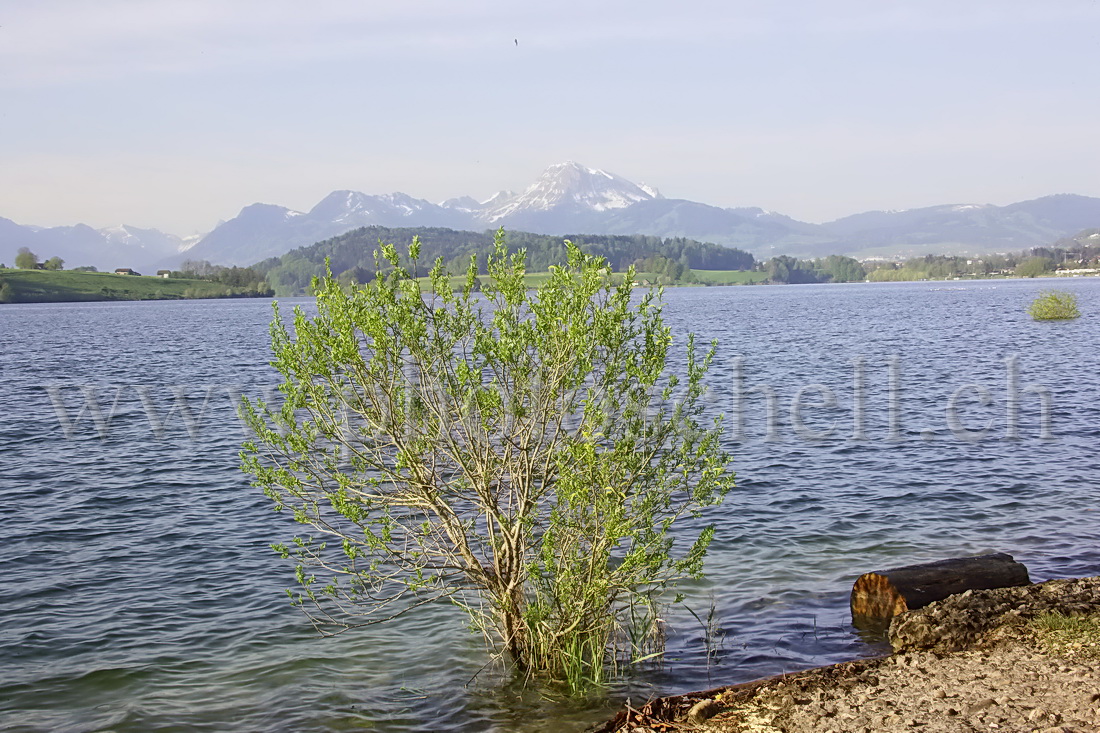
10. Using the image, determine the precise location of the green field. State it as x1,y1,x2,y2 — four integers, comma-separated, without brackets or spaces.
690,269,769,285
0,268,270,304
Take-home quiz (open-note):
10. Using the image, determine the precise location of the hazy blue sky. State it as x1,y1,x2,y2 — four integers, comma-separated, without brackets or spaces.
3,1,1100,234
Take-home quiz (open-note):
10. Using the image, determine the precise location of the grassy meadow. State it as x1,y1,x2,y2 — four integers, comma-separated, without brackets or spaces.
690,269,770,285
0,268,266,303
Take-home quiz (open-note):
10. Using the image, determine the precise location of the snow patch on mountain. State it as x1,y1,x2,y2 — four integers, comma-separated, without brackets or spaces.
98,224,191,257
307,190,434,223
480,190,517,207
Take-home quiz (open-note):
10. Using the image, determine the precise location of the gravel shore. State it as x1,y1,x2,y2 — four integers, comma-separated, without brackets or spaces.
597,577,1100,733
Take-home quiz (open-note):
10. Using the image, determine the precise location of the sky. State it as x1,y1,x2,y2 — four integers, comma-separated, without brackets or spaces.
3,0,1100,235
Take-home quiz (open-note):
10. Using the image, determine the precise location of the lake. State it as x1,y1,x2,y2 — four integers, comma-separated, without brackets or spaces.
2,278,1098,732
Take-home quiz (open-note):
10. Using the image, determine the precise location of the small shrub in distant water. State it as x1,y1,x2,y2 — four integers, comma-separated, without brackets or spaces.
1027,290,1081,321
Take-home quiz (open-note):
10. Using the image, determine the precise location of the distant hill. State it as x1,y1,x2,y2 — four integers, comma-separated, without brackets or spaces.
253,226,756,295
821,194,1100,257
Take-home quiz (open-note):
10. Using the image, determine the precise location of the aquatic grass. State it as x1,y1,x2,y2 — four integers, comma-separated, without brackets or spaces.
683,596,725,668
1027,290,1081,320
623,593,666,667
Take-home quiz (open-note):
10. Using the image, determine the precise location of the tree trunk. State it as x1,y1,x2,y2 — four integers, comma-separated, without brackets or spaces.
497,582,530,671
850,552,1031,623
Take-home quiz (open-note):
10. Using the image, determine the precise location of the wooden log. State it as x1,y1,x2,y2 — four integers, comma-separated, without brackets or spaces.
850,552,1031,622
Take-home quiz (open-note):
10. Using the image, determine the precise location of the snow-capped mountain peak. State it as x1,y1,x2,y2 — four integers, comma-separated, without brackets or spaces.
308,190,374,221
483,162,661,222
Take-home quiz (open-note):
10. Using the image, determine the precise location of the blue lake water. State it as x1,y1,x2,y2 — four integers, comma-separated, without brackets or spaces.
1,279,1098,732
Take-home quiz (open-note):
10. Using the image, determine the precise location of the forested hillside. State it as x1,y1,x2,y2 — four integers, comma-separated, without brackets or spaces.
254,226,755,294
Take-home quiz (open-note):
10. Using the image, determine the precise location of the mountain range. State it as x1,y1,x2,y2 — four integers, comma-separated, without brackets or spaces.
3,162,1100,271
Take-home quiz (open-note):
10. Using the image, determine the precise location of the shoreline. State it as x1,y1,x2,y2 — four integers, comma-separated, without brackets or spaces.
595,576,1100,732
3,269,1095,305
0,268,273,304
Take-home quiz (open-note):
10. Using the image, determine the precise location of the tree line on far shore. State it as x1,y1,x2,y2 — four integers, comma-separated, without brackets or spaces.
173,260,273,295
252,227,758,295
251,224,1100,296
760,228,1100,284
6,247,65,271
